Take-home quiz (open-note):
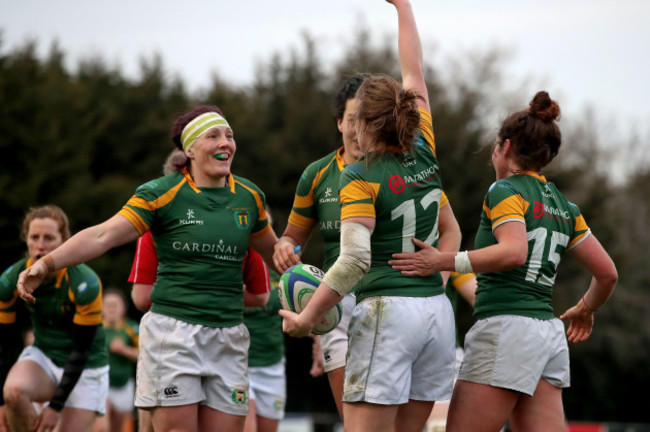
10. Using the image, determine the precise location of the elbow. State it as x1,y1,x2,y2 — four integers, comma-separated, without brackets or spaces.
599,267,619,291
244,292,270,308
133,297,153,312
131,284,153,312
514,253,528,269
505,249,528,270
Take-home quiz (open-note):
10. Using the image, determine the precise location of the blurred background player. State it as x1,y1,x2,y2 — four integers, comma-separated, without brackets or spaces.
1,205,108,432
92,288,139,432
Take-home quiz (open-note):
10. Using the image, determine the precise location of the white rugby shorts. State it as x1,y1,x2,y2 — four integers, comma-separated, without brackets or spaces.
18,345,109,414
135,312,250,416
108,378,135,412
343,295,456,405
458,315,570,396
248,357,286,420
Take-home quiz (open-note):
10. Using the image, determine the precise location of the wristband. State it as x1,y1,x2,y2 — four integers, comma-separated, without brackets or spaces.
40,255,56,273
454,251,474,274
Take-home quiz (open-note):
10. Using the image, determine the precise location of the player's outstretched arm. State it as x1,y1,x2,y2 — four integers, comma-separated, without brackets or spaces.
387,0,428,111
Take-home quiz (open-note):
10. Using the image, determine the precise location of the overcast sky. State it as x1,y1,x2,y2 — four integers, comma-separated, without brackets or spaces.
2,0,649,133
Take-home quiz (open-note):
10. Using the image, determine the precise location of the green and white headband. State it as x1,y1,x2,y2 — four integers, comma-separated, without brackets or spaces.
181,112,230,152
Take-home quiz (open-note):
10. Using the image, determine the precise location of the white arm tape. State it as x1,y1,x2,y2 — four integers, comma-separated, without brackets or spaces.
454,251,474,274
322,222,372,296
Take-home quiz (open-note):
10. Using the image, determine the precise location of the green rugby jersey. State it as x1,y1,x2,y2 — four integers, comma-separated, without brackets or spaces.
288,148,346,271
474,172,591,320
0,258,107,368
244,270,284,367
118,168,270,327
339,108,446,302
104,317,139,388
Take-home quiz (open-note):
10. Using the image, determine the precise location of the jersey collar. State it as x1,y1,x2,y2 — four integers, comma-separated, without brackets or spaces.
335,147,346,171
518,170,547,182
182,167,235,193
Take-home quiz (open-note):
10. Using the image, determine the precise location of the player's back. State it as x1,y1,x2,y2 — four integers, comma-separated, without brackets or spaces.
340,137,445,302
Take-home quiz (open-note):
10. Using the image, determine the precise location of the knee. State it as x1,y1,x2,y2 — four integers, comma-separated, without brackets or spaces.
3,382,27,408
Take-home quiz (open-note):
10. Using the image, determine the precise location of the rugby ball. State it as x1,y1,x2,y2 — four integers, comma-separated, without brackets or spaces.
278,264,342,335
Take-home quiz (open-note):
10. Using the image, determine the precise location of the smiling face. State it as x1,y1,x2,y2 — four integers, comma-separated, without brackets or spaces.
186,124,236,187
338,98,363,165
26,218,63,261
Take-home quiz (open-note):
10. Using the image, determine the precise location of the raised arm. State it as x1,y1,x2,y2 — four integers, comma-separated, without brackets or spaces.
388,0,429,111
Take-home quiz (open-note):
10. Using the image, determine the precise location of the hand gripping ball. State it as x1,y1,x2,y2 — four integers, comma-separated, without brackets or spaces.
278,263,342,335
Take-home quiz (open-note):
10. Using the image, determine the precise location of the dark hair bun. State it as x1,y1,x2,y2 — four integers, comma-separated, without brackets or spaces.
529,91,561,122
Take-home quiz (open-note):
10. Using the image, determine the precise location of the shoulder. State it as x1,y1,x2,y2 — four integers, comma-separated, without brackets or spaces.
1,258,28,279
312,150,340,168
0,258,28,294
134,173,186,196
482,179,524,209
67,264,102,292
487,178,521,195
342,160,366,179
232,175,265,197
302,150,341,176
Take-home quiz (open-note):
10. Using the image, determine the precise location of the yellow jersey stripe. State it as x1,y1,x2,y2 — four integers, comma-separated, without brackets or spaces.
419,108,436,156
341,203,376,219
293,194,314,209
0,311,16,324
450,272,475,288
288,212,315,230
0,291,18,309
568,215,591,248
234,180,267,224
128,178,186,212
340,179,380,220
72,290,104,326
341,180,380,203
299,158,336,210
118,207,150,235
250,224,271,241
484,195,528,229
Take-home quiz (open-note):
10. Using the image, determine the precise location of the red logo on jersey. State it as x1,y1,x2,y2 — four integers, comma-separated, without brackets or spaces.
533,201,544,219
388,175,405,194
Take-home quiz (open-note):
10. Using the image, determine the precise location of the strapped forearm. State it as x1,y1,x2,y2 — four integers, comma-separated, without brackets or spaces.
49,324,98,411
322,222,372,296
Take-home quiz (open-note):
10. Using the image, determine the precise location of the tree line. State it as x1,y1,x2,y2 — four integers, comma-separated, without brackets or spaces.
1,28,648,423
